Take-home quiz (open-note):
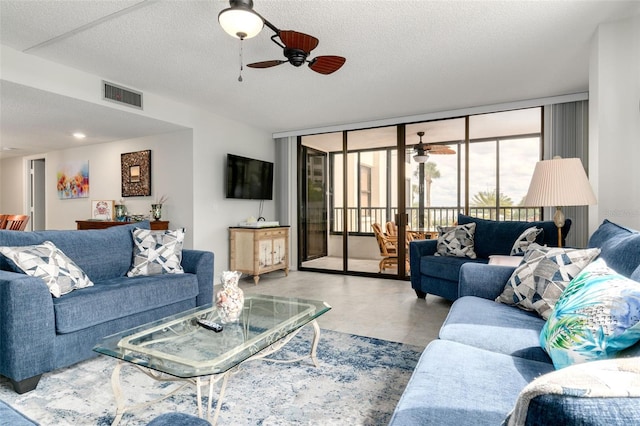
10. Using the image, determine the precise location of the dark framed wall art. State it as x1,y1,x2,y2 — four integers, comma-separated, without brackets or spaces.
121,150,151,197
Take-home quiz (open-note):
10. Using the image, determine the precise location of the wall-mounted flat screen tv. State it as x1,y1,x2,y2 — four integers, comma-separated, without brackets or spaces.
226,154,274,200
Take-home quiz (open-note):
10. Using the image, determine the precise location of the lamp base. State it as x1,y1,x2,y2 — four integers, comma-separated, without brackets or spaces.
553,206,565,248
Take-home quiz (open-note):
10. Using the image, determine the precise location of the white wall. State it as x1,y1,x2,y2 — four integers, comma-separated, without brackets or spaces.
589,15,640,231
1,46,275,278
0,156,25,214
32,130,195,246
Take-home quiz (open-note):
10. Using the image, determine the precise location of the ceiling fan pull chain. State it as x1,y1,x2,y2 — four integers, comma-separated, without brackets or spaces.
238,38,244,82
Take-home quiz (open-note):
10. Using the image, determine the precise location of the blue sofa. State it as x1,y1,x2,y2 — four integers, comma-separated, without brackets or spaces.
0,399,38,425
409,214,571,301
0,398,211,425
0,222,214,393
390,219,640,425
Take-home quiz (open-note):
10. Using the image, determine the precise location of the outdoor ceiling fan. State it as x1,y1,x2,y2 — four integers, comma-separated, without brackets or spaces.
218,0,346,79
413,132,455,163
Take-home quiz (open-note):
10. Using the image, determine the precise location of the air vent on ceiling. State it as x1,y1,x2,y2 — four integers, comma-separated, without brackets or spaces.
102,81,143,109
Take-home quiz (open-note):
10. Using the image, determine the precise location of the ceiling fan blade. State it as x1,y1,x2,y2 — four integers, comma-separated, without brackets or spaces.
308,56,346,75
425,145,456,155
246,60,286,69
279,30,319,53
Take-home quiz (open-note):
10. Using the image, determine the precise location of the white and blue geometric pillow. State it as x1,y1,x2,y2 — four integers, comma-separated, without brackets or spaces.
127,228,185,277
434,223,477,259
540,258,640,369
0,240,94,297
496,243,601,319
510,227,542,255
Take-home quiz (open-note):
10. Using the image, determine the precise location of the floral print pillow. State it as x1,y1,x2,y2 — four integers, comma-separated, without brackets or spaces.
540,258,640,369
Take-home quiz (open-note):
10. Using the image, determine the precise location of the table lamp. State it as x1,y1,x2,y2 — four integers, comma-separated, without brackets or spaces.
524,156,597,247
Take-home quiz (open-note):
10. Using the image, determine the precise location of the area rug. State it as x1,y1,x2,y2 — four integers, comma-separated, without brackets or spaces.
0,328,422,425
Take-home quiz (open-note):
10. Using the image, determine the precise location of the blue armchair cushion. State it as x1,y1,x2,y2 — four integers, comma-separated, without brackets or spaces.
421,255,486,282
0,241,94,297
434,223,477,259
457,214,571,259
128,228,185,276
496,243,601,319
540,259,640,369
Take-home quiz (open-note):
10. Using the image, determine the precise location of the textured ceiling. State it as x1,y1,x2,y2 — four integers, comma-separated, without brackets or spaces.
1,0,639,158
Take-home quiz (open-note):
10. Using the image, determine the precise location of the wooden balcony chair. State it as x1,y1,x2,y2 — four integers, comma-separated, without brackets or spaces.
386,221,417,243
3,214,29,231
372,223,398,272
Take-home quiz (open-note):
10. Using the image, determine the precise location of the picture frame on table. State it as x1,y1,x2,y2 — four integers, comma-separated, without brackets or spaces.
91,200,115,221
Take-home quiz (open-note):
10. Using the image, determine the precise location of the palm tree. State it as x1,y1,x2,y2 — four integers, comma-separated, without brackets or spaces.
470,189,513,220
423,162,441,207
412,161,441,228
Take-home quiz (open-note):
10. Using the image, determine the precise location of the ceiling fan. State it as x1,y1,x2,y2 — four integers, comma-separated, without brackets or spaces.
413,131,455,163
247,30,346,75
218,0,346,75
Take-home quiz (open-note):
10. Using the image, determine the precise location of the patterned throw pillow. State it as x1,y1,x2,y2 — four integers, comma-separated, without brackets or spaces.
540,258,640,369
127,228,185,277
496,243,601,319
510,227,543,255
434,223,477,259
0,241,93,297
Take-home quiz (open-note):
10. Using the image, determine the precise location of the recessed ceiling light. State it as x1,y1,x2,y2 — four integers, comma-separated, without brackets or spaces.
73,132,86,139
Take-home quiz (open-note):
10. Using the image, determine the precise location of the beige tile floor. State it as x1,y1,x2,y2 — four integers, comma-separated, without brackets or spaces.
240,270,452,348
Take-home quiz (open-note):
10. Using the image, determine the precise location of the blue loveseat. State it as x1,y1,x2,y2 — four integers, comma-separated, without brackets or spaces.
390,219,640,425
409,214,572,301
0,222,214,393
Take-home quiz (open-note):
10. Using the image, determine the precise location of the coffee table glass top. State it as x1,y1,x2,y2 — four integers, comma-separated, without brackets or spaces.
93,294,331,378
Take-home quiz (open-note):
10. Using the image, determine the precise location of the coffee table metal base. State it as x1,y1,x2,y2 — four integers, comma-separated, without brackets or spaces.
110,320,320,426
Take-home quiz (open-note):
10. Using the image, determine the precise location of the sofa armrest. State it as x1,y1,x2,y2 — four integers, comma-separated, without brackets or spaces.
524,394,640,425
409,240,438,292
181,249,214,307
507,357,640,426
0,271,56,383
458,263,515,300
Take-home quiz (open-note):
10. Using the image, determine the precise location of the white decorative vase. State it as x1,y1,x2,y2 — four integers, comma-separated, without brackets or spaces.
216,271,244,323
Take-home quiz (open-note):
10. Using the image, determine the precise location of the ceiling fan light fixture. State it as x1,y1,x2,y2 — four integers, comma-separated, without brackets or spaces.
413,153,429,163
218,0,264,40
413,131,429,163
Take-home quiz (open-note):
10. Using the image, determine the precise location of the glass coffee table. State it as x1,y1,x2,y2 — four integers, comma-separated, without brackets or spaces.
94,294,331,425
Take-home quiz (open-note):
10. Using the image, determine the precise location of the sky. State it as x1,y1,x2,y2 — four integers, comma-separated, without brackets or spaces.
412,137,540,207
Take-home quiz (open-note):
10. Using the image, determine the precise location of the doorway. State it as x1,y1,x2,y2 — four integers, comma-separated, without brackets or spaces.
298,126,409,278
29,158,46,231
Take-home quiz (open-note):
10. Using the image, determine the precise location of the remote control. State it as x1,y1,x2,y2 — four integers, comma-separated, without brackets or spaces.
197,319,223,332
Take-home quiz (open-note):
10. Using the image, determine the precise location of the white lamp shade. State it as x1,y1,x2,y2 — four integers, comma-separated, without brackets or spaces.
524,157,597,207
218,8,264,39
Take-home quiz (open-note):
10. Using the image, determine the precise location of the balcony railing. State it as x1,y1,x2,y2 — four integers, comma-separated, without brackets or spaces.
331,207,542,234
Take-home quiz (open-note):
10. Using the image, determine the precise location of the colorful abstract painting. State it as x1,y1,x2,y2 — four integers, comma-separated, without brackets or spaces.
57,161,89,199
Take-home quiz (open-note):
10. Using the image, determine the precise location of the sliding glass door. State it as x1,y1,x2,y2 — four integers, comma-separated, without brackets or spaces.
299,126,407,277
298,107,542,279
299,146,328,262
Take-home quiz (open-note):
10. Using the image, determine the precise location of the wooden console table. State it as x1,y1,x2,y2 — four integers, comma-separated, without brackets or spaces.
76,220,169,231
229,226,289,284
